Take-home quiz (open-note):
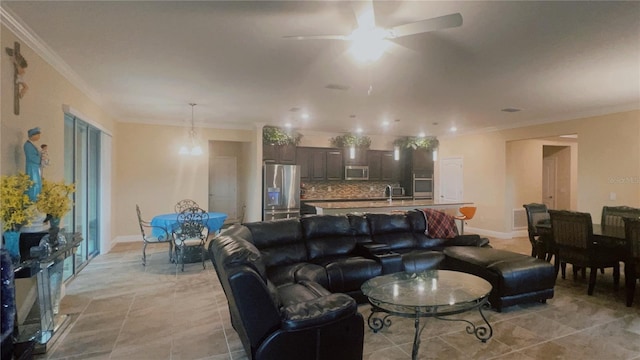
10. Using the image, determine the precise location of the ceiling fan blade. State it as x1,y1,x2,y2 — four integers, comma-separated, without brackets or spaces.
283,34,349,40
388,13,463,38
351,0,376,29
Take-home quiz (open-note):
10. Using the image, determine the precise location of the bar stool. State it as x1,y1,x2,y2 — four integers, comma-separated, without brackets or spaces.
454,206,477,235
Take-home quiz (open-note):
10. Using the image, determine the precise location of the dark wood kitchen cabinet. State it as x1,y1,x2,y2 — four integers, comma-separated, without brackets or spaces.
297,147,342,181
325,149,343,180
368,150,399,181
405,148,434,176
263,143,296,164
343,147,367,166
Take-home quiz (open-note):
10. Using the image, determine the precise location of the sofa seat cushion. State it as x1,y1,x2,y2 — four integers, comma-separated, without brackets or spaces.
313,257,382,293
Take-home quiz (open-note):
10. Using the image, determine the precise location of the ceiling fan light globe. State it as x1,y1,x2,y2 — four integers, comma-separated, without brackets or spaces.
349,38,389,63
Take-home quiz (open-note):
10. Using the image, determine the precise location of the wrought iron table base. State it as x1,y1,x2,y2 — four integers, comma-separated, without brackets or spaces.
367,303,493,360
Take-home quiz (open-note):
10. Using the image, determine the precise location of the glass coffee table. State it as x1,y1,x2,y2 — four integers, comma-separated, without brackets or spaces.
361,270,493,360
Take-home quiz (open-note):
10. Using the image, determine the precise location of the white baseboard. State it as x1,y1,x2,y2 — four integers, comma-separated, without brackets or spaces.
464,227,528,239
116,235,141,243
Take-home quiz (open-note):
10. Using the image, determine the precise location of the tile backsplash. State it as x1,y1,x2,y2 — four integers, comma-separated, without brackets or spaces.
301,180,401,200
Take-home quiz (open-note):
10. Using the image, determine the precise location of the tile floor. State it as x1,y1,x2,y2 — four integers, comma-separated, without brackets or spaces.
35,236,640,360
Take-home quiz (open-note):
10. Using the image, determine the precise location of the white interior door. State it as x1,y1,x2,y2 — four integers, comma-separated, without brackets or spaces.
440,157,463,202
542,156,557,209
210,156,238,222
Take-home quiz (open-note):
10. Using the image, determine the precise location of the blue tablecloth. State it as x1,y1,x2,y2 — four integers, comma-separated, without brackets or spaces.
150,212,227,238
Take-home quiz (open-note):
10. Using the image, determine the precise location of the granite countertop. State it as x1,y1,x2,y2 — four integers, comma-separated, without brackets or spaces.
305,199,471,209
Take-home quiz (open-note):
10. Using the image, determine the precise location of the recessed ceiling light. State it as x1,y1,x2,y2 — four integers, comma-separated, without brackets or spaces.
418,132,425,137
381,121,389,126
284,123,292,128
501,108,521,113
450,126,457,132
301,113,309,119
356,128,363,133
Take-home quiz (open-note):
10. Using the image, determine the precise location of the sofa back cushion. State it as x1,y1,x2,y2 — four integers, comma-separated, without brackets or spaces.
301,215,356,260
367,213,417,250
348,214,372,244
245,219,307,267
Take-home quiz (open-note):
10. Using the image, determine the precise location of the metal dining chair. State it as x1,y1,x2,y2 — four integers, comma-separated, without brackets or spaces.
173,207,209,271
136,204,172,266
174,199,199,213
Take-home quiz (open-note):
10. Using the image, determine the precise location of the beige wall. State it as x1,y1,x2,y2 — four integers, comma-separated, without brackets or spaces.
439,110,640,236
114,122,255,237
1,27,116,178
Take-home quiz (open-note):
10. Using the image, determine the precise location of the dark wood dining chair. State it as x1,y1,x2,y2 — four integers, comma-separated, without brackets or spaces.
136,204,172,266
523,203,553,261
173,207,209,271
602,206,640,228
549,209,621,295
624,217,640,306
174,199,199,213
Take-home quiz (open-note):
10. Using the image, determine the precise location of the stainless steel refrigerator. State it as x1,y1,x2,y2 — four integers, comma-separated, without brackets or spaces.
263,164,301,221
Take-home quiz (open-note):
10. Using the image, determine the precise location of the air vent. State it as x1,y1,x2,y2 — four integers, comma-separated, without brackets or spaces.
289,107,300,112
512,208,527,230
325,84,350,91
501,108,521,113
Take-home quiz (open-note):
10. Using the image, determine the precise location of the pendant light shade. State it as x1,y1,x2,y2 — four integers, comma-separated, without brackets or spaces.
180,103,202,156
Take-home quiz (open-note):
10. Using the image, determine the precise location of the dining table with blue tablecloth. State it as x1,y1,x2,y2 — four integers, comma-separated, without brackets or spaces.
150,212,228,239
151,212,227,263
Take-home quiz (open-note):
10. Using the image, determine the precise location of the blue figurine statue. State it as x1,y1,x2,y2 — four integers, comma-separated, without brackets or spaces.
24,127,42,202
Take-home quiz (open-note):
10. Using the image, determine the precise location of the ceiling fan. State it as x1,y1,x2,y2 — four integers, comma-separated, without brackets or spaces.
284,1,463,62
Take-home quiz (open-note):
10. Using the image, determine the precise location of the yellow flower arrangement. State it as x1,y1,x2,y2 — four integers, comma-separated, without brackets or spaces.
0,173,35,231
36,179,75,220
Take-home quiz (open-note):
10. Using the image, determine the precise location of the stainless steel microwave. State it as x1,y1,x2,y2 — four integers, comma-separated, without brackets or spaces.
344,166,369,180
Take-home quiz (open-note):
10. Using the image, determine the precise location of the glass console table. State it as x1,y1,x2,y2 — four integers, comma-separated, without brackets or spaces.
13,232,82,354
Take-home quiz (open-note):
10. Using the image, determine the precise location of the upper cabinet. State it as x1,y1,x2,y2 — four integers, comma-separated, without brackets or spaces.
342,147,368,166
407,148,434,176
297,147,343,181
368,150,399,181
263,144,296,164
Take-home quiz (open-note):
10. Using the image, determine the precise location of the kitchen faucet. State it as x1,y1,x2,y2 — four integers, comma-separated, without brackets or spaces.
386,184,393,202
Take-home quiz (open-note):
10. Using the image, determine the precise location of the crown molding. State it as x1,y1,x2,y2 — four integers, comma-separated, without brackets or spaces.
1,6,109,115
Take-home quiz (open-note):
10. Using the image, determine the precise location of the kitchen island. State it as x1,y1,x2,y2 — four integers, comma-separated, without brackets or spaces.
305,199,472,216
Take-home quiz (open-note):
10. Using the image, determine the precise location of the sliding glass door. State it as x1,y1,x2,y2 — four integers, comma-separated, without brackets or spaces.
64,114,101,278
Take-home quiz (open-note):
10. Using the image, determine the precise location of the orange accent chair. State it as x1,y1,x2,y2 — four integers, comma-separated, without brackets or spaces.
454,206,477,235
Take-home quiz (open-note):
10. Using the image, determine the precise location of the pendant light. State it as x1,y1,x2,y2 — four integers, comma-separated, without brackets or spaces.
179,103,203,156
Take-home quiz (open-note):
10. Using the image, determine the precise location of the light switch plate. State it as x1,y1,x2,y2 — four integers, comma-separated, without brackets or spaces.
610,192,617,201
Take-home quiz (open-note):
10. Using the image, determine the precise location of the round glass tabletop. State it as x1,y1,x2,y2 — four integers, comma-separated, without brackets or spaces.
361,270,492,315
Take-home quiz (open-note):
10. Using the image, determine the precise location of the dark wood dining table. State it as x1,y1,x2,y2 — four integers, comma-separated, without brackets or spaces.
535,219,626,253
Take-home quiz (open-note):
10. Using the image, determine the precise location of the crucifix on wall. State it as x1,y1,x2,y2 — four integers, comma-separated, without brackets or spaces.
5,41,29,115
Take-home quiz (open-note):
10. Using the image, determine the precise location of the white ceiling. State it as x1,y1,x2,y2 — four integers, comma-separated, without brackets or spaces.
2,1,639,137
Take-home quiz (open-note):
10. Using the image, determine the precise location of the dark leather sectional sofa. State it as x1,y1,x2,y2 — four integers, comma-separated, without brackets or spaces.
209,210,555,360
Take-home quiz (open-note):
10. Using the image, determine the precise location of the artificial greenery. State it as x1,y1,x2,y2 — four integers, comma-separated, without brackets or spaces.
0,173,35,231
330,133,372,148
393,136,439,150
263,126,302,146
37,179,75,220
